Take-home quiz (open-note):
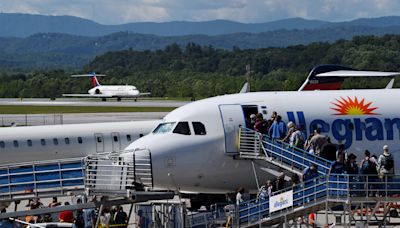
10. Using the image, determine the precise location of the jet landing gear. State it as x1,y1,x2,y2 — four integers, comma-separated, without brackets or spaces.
101,98,106,102
117,97,122,102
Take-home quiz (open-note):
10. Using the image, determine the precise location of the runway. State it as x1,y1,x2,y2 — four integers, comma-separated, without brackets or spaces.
0,98,189,107
0,112,168,126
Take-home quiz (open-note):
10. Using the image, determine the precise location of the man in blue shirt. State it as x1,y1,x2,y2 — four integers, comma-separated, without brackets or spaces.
268,115,287,140
302,164,319,182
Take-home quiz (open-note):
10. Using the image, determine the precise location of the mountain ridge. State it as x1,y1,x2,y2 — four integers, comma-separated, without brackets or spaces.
3,13,400,37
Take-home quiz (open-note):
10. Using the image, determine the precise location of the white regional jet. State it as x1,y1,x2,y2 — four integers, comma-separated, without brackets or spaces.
62,72,150,101
125,65,400,194
0,120,159,165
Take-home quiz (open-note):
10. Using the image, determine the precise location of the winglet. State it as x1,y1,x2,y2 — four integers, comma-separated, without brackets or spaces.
239,82,250,93
386,78,395,89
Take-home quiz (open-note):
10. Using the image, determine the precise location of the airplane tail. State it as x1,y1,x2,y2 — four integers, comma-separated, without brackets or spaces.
71,72,105,88
89,73,101,87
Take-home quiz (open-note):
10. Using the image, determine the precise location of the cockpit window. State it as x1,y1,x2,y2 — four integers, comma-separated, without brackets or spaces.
173,122,191,135
193,122,206,135
153,122,176,134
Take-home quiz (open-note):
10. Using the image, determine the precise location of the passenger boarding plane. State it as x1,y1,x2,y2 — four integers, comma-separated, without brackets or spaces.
126,65,400,193
62,72,150,101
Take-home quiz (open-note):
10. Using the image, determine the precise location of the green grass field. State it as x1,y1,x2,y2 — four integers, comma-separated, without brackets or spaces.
0,105,176,114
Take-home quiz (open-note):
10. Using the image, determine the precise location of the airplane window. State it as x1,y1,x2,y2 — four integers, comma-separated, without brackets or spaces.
27,140,32,147
139,134,144,137
173,122,191,135
0,141,4,148
153,122,176,134
13,140,19,148
193,122,207,135
97,137,102,143
65,138,70,145
41,139,46,146
78,137,83,144
126,134,132,141
113,136,118,142
53,138,58,145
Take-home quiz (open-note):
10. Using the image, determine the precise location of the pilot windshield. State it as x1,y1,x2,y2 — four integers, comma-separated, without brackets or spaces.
153,122,175,134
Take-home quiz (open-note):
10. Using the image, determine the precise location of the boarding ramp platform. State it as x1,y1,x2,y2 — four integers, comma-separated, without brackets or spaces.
85,149,153,197
237,174,400,227
183,175,400,227
0,149,175,223
238,128,332,176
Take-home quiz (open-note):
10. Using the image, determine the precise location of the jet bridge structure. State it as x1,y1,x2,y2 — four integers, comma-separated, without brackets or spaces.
0,149,174,221
187,128,400,227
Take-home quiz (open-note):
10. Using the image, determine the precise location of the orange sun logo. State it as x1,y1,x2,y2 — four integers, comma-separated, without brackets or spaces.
331,96,379,115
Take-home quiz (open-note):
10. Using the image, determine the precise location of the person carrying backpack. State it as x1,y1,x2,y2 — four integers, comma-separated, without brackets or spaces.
378,145,394,177
360,150,377,175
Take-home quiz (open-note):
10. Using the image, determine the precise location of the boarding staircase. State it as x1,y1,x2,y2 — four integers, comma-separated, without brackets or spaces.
232,128,400,227
238,127,332,176
188,128,400,227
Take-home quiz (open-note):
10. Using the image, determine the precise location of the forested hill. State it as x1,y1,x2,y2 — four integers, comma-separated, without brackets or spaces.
4,25,400,71
1,34,400,99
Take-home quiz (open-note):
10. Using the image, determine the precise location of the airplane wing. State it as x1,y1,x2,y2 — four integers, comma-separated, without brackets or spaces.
316,70,400,77
62,94,112,98
298,65,400,91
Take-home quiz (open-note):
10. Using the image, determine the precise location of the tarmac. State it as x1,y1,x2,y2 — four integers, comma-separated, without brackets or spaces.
0,98,189,107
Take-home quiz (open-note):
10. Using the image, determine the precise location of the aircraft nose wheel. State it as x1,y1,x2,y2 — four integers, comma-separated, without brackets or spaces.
117,97,122,102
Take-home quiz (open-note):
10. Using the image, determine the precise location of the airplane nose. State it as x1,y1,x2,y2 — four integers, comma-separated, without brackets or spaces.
125,135,173,188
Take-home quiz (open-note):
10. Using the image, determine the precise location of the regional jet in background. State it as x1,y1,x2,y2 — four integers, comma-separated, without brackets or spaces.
62,72,151,101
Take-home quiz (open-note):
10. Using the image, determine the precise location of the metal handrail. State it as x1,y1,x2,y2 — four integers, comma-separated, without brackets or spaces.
0,149,154,201
238,128,332,175
84,149,153,194
237,174,400,226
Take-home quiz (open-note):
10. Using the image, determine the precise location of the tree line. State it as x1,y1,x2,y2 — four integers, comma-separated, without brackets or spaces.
1,34,400,99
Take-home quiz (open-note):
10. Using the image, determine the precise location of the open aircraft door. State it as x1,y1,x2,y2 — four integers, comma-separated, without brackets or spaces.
219,104,245,155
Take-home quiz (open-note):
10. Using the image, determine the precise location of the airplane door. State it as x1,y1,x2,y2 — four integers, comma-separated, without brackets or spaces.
219,104,245,155
111,132,121,151
94,133,104,153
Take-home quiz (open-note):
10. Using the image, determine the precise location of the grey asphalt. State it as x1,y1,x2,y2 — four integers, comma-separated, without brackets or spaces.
0,98,189,107
0,112,168,126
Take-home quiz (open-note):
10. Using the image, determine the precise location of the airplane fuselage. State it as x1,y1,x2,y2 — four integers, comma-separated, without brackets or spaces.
0,120,159,165
89,85,140,97
127,89,400,193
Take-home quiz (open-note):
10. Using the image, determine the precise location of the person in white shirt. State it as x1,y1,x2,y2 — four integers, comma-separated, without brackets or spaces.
236,187,244,206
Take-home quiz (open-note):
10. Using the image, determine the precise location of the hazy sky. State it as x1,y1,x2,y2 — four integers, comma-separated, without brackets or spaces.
0,0,399,24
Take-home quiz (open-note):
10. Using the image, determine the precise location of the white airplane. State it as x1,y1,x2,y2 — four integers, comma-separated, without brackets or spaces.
125,65,400,194
62,72,150,101
0,120,159,164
